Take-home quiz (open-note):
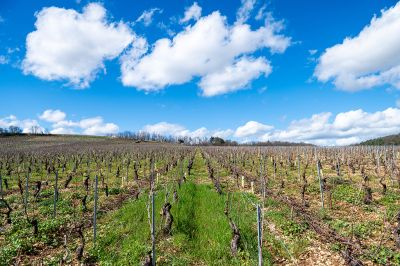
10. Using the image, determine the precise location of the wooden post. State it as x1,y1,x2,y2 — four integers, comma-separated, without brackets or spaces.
53,170,58,218
93,175,98,245
24,170,29,215
392,144,395,183
260,155,266,203
257,204,263,266
317,160,324,209
180,159,183,181
151,191,156,266
150,157,156,266
297,155,301,183
0,169,2,199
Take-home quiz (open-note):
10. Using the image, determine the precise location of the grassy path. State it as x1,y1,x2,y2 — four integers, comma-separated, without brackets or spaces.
91,149,262,265
203,149,348,266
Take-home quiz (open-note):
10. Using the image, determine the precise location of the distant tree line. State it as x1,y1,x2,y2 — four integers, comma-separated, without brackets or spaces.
0,126,23,135
0,126,49,136
359,133,400,146
112,131,311,146
242,141,314,146
113,131,213,145
0,126,314,146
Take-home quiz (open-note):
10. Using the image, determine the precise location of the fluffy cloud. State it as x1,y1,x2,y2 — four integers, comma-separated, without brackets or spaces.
3,106,399,145
39,109,66,123
211,129,234,139
200,56,271,96
53,116,119,135
236,0,256,24
255,4,267,21
190,127,209,138
142,122,185,136
81,119,119,135
0,110,119,136
234,121,273,138
315,2,400,91
261,108,400,145
22,3,134,88
144,107,397,145
120,5,290,96
79,117,103,129
144,106,400,146
0,115,44,133
50,127,76,135
136,8,162,26
142,122,208,138
142,122,237,140
180,2,202,23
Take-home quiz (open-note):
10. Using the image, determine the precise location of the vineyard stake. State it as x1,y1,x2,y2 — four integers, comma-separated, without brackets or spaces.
151,191,156,266
257,204,263,266
0,169,2,199
317,160,324,209
93,175,98,245
297,155,301,183
53,170,58,218
24,170,29,215
391,144,395,185
260,155,265,203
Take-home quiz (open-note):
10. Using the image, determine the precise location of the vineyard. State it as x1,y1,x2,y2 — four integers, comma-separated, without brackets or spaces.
1,135,400,265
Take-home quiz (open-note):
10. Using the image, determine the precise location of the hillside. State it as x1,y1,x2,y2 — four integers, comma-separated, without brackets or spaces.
359,133,400,145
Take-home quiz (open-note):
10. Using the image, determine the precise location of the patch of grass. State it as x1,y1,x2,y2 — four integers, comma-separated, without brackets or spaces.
0,215,35,266
330,219,381,240
91,195,155,264
378,191,400,219
264,197,311,261
332,183,359,205
171,181,263,265
265,198,308,238
92,181,265,265
366,245,400,265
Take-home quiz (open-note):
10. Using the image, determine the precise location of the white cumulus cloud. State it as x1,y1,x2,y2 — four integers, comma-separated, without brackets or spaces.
0,115,44,133
261,108,400,145
142,122,208,138
236,0,256,24
136,8,162,26
23,3,134,88
180,2,202,23
39,109,66,123
211,129,234,139
315,2,400,91
234,121,273,138
142,123,236,140
200,56,271,96
38,110,119,136
82,120,119,135
50,127,76,135
55,116,119,135
3,106,399,145
120,6,290,96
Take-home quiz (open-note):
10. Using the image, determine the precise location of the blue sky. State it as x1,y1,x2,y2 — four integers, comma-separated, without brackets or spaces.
1,0,400,145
